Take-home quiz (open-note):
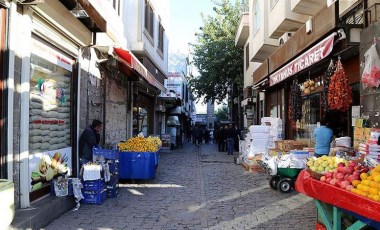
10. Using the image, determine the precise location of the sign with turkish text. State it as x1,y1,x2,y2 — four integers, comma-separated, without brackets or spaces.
161,77,183,98
269,33,335,86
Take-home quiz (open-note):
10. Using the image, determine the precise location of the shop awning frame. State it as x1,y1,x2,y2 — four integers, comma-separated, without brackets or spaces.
113,47,166,92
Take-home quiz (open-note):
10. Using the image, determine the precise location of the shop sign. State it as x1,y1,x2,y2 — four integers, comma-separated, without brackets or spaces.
29,147,72,192
32,39,74,72
162,77,183,98
269,33,335,87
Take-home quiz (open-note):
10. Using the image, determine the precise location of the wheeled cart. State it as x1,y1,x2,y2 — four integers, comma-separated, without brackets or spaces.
269,167,302,193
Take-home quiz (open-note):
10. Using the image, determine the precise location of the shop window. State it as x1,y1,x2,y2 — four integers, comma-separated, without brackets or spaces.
144,0,154,40
28,38,73,194
133,106,149,137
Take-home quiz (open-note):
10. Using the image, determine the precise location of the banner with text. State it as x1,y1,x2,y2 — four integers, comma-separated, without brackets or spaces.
269,33,335,87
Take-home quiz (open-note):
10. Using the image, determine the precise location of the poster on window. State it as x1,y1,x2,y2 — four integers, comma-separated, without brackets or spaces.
29,37,73,192
29,147,72,191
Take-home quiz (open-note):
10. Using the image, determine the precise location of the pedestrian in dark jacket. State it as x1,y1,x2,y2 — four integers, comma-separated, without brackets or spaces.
225,123,237,155
217,126,226,152
79,119,102,167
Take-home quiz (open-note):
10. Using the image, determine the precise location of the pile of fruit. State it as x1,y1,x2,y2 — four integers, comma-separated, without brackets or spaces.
302,79,316,95
118,136,158,152
319,160,369,190
307,155,347,173
147,136,162,150
351,165,380,201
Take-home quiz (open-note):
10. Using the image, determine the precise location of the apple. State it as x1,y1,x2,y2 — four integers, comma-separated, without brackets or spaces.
344,174,349,181
337,162,346,168
330,178,337,186
340,181,350,189
336,173,344,180
320,176,326,182
354,165,361,171
349,161,357,167
353,171,360,177
348,175,356,183
325,172,333,178
333,171,339,179
346,185,354,191
336,180,342,187
337,166,344,174
326,178,332,183
346,166,354,175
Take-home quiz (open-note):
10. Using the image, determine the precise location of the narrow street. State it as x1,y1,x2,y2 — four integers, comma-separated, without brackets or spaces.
44,142,316,230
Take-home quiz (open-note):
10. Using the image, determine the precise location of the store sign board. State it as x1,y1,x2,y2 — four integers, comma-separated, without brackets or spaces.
29,147,72,192
162,77,183,98
269,33,335,87
32,38,74,72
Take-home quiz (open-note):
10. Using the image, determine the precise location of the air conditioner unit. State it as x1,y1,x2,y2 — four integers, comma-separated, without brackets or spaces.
278,32,295,46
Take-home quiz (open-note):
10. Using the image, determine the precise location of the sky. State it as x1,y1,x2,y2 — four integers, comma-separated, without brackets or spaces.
168,0,216,114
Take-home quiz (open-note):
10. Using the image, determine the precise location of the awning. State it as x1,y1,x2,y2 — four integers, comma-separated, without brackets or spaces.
113,48,166,92
269,33,336,87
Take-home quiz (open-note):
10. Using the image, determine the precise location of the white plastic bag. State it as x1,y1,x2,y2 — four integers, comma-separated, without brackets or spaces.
362,44,380,89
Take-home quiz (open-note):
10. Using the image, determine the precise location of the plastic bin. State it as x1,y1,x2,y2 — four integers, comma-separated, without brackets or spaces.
154,149,161,167
118,151,156,180
82,179,106,190
82,189,107,204
93,146,119,160
107,160,119,174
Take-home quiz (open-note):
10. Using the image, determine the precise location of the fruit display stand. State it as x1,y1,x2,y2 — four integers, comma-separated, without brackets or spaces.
296,170,380,229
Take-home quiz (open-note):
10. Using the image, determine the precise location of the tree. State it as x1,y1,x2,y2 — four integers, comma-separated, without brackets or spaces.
215,105,229,121
189,0,243,104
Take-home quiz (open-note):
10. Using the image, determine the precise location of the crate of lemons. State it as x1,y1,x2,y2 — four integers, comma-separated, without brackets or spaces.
118,136,162,152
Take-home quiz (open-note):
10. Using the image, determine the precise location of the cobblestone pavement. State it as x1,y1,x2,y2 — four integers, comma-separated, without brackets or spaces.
44,142,316,230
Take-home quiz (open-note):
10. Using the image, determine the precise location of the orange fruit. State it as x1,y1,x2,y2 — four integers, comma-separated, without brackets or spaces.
357,184,363,190
352,180,361,187
368,194,374,199
360,173,368,180
374,175,380,182
368,175,375,181
369,187,379,195
362,185,370,192
373,195,380,202
362,180,370,186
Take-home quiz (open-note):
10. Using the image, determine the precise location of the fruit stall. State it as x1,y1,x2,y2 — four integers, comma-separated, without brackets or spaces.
296,155,380,229
117,136,162,180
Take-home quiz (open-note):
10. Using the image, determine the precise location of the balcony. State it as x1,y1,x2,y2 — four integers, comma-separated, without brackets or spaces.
291,0,325,16
268,0,309,38
235,12,249,47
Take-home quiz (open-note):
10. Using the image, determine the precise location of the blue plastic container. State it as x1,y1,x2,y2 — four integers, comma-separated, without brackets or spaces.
155,149,161,167
82,179,106,190
82,189,107,204
118,151,156,180
107,160,119,174
93,147,119,160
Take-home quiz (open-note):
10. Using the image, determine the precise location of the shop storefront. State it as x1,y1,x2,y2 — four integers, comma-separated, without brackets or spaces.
265,32,360,147
133,91,154,136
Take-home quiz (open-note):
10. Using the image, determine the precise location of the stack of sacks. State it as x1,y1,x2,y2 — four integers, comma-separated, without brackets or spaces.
248,125,270,155
261,117,283,148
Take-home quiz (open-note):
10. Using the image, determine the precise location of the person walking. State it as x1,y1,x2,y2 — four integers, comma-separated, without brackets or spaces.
78,119,102,167
225,123,237,155
193,125,203,150
217,126,226,152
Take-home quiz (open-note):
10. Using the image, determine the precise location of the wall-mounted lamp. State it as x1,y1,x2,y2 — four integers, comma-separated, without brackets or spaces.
70,2,89,18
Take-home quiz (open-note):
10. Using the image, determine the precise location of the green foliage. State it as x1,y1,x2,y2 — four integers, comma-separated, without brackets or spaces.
215,105,229,121
189,0,243,104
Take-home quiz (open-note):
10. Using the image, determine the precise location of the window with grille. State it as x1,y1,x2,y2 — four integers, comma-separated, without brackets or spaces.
145,0,154,39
